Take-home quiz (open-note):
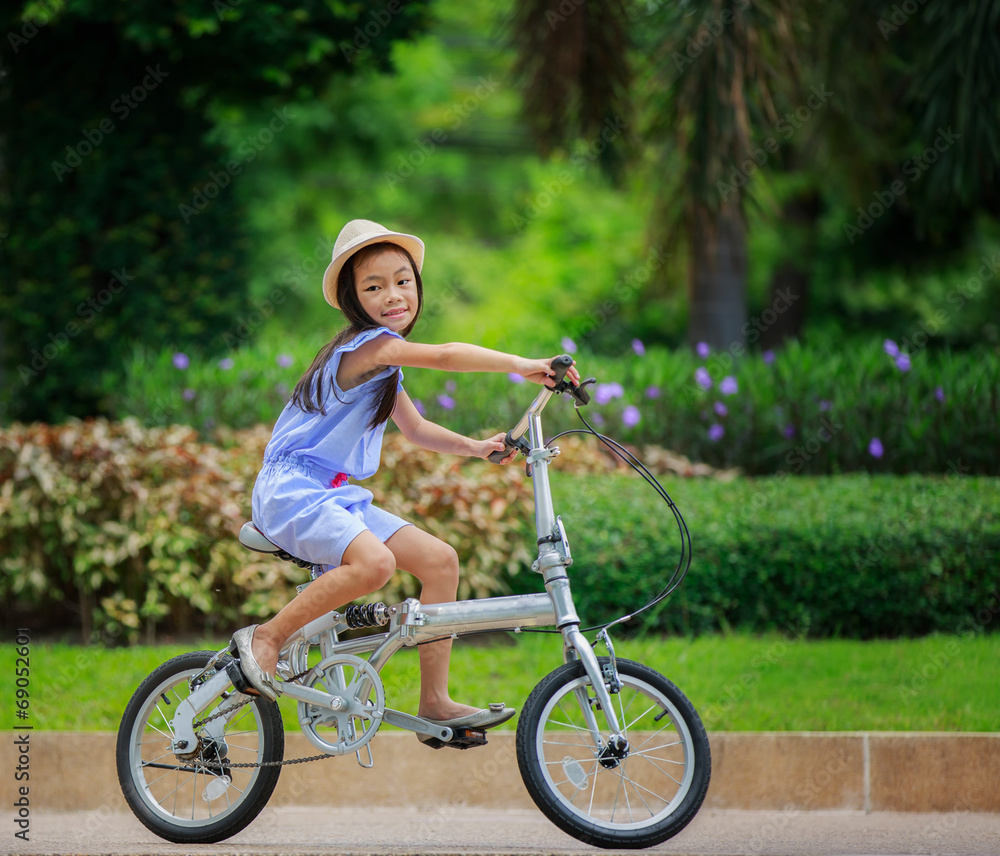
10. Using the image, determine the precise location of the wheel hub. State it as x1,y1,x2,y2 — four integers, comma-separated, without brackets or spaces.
597,734,629,769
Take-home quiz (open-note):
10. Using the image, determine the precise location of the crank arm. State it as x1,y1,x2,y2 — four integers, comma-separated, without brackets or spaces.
382,708,453,742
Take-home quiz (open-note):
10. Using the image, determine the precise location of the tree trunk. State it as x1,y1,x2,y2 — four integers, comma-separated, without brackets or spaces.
760,190,821,350
687,199,748,351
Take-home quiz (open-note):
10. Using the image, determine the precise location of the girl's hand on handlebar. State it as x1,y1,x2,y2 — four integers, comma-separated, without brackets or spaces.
516,357,581,387
477,433,518,464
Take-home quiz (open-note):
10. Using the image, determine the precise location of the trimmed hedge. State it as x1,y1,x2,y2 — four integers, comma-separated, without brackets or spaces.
2,420,997,641
520,470,1000,638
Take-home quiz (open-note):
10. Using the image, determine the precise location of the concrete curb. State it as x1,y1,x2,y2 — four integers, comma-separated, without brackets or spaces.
5,731,998,815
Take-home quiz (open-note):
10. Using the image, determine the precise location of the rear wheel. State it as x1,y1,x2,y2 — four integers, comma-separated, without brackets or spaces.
516,658,710,849
116,650,284,844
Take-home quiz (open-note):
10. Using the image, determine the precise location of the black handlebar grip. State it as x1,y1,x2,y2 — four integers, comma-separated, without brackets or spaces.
549,354,574,384
488,432,518,464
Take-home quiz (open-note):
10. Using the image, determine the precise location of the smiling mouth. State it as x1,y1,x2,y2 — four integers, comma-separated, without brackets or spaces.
382,308,408,317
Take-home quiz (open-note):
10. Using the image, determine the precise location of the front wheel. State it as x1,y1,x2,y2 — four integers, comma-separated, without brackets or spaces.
116,650,284,844
516,658,711,849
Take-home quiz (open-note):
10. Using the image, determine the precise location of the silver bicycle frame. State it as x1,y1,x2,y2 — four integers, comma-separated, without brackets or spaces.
173,383,624,753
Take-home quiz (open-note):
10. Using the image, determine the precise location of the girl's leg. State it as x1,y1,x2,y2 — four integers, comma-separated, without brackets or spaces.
384,525,480,721
249,530,396,675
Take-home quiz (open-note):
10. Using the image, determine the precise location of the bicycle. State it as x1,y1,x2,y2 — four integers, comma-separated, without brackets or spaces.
116,356,711,850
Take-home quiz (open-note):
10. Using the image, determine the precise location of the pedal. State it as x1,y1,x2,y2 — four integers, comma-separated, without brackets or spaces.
418,727,488,750
225,658,255,696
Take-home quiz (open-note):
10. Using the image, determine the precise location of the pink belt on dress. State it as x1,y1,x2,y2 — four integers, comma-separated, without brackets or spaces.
330,472,349,489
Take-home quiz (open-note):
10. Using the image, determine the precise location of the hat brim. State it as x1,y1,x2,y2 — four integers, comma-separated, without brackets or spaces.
322,231,425,309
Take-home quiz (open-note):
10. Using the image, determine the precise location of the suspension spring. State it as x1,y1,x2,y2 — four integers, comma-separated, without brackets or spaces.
344,602,391,628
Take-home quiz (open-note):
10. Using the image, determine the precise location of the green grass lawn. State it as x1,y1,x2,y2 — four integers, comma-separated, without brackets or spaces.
4,631,996,732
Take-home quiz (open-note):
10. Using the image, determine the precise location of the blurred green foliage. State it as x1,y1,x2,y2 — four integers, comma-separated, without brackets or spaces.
0,0,429,422
110,333,998,475
508,471,1000,639
2,0,998,427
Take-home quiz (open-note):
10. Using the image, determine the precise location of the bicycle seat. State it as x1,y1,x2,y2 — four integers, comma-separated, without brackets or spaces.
238,522,282,554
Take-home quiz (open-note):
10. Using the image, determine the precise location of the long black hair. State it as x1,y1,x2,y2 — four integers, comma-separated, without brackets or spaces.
290,242,423,429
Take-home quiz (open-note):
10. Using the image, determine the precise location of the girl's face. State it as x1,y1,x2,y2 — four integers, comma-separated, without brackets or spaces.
353,249,418,333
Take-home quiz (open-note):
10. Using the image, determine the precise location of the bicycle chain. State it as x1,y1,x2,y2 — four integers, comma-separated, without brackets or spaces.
190,667,340,769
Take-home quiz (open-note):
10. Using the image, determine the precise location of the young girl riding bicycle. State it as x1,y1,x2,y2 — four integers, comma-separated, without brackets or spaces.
232,218,580,732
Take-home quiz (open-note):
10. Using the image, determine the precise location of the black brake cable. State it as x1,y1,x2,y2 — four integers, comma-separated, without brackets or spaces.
411,397,693,649
519,401,693,636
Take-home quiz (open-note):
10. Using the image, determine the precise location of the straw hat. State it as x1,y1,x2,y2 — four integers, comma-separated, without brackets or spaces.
322,219,425,309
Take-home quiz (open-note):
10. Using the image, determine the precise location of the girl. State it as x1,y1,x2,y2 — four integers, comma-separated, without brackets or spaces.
232,219,580,733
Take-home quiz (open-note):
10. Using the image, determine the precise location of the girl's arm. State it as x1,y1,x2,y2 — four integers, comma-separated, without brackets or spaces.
391,390,517,462
338,337,581,390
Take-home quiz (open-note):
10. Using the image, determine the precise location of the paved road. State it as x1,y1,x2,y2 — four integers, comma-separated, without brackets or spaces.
6,807,998,856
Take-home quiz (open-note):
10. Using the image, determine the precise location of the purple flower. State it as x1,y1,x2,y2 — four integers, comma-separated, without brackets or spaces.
172,352,189,370
507,373,525,383
868,437,884,459
277,353,293,368
695,367,712,390
762,349,775,365
713,401,728,417
594,382,624,405
819,400,831,412
437,394,455,410
645,385,661,399
783,424,796,439
445,380,456,392
719,376,738,396
413,399,426,416
696,341,710,359
218,357,234,370
895,354,911,372
935,386,945,402
561,337,577,354
883,339,899,358
591,412,605,427
631,339,646,356
708,423,725,442
622,405,641,428
182,388,196,401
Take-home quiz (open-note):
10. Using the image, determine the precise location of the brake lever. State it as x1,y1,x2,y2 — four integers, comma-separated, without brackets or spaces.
553,376,595,406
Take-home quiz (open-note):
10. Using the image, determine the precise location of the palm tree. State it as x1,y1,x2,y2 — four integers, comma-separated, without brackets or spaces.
509,0,805,350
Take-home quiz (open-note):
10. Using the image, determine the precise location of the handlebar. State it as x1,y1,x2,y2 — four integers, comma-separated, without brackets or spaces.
487,354,593,463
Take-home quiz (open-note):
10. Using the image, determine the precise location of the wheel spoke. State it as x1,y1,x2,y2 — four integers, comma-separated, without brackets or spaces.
619,757,656,819
620,762,679,803
632,725,677,751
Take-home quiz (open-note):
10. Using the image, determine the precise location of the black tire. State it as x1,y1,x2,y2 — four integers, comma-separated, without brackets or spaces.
116,650,284,844
516,658,711,849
